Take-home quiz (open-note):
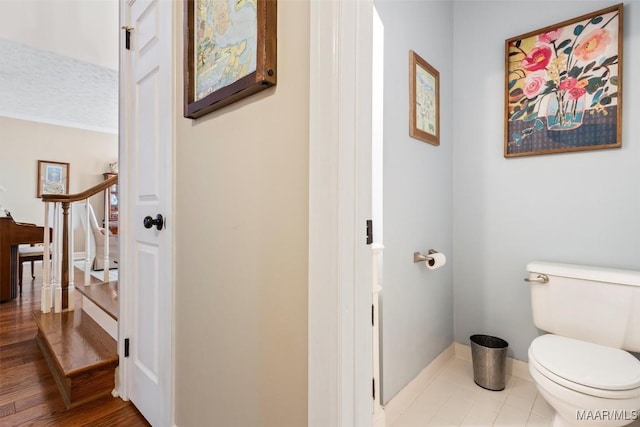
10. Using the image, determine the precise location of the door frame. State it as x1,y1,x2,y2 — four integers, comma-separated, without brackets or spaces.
116,0,371,425
116,1,175,425
116,0,130,403
308,1,374,425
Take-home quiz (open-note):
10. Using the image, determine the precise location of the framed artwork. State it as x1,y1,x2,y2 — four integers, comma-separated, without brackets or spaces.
410,50,440,146
505,4,623,157
37,160,69,197
183,0,277,119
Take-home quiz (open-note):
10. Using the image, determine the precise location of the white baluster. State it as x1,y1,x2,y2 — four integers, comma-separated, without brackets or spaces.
67,204,75,311
103,190,110,282
41,202,51,313
84,201,91,286
53,202,62,313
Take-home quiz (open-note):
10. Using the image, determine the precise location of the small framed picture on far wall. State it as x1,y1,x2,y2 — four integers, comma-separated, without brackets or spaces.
37,160,69,198
409,50,440,146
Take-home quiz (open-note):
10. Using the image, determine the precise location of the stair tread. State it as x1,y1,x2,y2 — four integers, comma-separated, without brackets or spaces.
76,281,119,321
32,309,118,378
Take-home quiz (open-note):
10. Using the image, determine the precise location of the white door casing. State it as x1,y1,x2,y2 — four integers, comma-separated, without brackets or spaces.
119,0,174,425
308,0,374,425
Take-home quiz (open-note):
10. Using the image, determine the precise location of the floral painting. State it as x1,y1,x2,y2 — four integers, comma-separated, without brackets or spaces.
504,4,623,157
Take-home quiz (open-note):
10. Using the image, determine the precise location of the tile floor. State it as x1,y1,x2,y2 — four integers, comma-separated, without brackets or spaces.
391,357,640,427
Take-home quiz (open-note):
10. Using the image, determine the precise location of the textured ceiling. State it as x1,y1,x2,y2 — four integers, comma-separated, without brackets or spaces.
0,38,118,134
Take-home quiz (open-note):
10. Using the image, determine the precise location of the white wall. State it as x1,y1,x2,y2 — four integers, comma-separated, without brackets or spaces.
453,1,640,361
0,0,119,70
374,0,454,403
173,1,309,425
0,117,118,250
0,117,118,222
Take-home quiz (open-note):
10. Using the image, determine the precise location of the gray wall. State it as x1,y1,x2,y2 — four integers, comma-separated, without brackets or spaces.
453,1,640,362
375,0,455,403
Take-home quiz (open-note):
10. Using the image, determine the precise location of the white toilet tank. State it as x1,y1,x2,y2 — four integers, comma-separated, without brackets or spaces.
527,261,640,352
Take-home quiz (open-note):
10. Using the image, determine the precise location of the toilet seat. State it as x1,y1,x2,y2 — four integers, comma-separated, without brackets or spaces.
529,335,640,399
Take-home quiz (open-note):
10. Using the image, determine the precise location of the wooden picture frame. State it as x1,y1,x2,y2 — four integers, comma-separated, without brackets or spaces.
504,4,623,157
37,160,69,198
183,0,277,119
409,50,440,146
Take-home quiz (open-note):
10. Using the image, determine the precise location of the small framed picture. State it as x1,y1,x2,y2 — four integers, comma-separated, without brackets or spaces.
37,160,69,197
409,50,440,146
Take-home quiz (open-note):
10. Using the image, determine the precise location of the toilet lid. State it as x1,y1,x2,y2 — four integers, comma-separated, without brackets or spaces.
530,335,640,391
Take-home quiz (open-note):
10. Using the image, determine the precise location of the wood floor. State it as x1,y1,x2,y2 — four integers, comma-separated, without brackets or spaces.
0,264,150,426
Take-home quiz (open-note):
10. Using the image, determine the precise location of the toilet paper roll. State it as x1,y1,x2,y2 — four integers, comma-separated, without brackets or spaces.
425,252,446,270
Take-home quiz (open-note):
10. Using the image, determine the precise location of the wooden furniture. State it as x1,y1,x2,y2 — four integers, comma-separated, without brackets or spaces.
103,173,118,234
0,215,48,302
19,244,45,292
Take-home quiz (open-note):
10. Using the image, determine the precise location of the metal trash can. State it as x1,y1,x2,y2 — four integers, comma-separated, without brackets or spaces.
470,334,508,391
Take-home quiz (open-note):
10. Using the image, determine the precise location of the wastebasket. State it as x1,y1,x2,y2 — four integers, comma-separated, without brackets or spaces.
470,334,508,391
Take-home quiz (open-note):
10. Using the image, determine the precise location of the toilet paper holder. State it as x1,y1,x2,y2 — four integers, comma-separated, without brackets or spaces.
413,249,439,266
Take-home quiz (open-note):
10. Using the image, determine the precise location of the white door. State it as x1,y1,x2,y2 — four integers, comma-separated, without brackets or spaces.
120,0,173,425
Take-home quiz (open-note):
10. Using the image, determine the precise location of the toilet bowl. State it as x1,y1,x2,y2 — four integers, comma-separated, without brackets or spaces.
528,335,640,427
525,261,640,427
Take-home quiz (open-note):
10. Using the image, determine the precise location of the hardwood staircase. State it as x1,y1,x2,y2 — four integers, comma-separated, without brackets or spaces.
31,268,119,409
35,177,120,409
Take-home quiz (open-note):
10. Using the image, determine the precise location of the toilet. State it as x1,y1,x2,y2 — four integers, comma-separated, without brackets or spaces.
526,261,640,427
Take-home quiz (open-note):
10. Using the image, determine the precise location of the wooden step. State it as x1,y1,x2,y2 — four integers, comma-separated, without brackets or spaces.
32,309,118,409
75,281,119,321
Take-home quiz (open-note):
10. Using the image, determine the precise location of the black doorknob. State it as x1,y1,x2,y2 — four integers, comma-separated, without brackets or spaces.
143,214,164,230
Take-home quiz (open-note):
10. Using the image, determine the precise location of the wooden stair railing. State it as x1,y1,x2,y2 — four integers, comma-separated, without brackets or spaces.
41,175,118,313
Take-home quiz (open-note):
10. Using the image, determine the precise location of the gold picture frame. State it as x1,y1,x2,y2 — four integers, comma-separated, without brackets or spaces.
37,160,69,198
410,50,440,146
504,4,623,157
183,0,277,119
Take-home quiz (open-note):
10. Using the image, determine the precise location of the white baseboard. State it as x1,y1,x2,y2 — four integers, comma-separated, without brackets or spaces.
384,343,455,426
454,342,532,382
82,295,117,340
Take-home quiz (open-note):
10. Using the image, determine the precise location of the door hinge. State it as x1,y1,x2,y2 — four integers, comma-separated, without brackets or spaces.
124,338,130,358
371,304,375,326
122,26,133,50
366,219,373,245
372,378,376,400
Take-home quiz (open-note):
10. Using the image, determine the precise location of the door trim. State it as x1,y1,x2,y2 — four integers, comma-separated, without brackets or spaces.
116,0,129,402
308,1,374,425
